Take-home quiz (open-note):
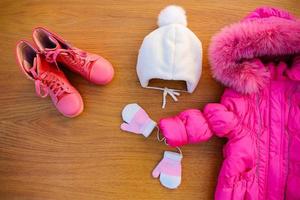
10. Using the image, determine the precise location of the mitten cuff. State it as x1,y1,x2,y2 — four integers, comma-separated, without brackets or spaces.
142,119,157,137
164,151,182,161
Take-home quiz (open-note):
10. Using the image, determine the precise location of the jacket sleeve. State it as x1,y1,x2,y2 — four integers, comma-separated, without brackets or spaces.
158,89,245,147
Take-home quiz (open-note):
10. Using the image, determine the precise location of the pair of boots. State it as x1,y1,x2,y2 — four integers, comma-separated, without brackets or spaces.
16,27,114,117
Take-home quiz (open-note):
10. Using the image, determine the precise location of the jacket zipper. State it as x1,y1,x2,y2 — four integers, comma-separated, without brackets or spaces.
279,87,285,200
256,94,262,199
283,87,296,199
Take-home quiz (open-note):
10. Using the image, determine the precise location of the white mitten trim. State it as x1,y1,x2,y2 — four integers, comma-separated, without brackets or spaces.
142,119,157,137
164,151,182,161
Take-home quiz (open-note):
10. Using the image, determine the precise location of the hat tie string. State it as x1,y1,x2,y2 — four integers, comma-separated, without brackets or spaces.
146,86,184,108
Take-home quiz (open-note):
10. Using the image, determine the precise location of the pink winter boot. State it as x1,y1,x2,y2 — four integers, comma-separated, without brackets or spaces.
32,27,114,85
16,40,84,118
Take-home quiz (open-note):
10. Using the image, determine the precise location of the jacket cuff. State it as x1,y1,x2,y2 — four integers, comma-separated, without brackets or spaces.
158,116,187,147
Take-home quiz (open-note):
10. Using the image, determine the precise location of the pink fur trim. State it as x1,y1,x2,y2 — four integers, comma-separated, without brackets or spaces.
209,7,300,94
243,7,295,21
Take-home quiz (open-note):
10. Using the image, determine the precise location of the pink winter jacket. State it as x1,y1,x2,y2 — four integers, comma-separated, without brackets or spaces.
158,7,300,200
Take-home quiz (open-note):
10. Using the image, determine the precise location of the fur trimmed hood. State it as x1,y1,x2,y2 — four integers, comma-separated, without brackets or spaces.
209,7,300,94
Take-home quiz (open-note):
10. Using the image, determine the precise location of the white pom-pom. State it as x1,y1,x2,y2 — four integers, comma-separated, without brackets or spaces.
158,5,187,27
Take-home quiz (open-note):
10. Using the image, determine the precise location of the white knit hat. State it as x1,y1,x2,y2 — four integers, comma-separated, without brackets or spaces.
136,5,202,108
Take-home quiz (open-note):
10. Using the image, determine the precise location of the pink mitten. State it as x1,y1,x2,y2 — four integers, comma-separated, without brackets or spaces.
152,151,182,189
121,103,156,137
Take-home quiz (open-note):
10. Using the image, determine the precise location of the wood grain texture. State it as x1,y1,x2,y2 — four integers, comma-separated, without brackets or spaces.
0,0,299,199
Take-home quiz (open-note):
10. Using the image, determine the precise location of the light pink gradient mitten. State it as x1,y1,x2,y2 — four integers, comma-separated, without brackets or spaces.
152,151,182,189
121,103,156,137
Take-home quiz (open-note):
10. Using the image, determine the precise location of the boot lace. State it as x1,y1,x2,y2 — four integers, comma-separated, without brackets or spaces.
44,48,97,74
34,72,70,101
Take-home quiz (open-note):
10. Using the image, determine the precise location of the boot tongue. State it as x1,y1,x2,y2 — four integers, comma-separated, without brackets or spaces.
43,36,65,66
23,57,38,78
23,59,33,70
45,35,62,51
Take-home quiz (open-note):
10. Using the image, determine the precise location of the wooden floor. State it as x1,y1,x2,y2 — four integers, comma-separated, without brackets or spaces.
0,0,299,199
